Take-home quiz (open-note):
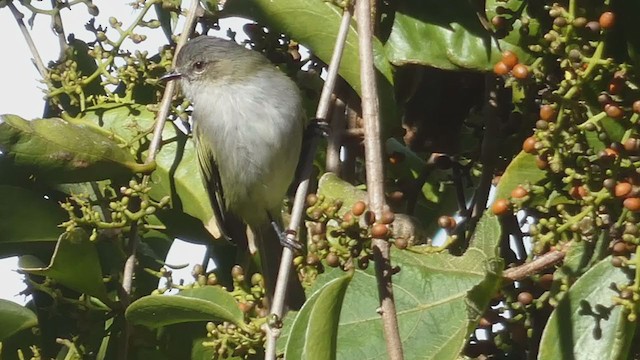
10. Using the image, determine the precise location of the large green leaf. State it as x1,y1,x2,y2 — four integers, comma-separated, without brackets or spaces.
222,0,398,132
126,286,245,329
79,103,214,231
285,270,353,359
385,0,538,71
0,185,66,256
538,258,635,360
0,114,146,183
0,299,37,341
283,213,501,358
18,228,111,305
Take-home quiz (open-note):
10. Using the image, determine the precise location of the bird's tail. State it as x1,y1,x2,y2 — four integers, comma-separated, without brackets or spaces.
252,220,306,310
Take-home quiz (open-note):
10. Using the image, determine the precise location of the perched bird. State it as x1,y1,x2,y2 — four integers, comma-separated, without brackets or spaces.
162,36,306,308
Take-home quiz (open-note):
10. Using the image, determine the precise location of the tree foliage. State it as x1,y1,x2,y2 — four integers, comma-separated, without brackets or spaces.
1,0,639,359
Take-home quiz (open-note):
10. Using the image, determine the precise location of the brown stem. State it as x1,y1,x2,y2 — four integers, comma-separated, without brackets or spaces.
326,97,347,174
355,0,404,358
502,249,566,282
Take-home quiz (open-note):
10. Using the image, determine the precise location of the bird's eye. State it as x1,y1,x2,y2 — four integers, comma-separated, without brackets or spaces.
193,61,206,73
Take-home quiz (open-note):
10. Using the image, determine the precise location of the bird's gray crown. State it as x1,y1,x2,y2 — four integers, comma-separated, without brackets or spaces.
174,36,267,82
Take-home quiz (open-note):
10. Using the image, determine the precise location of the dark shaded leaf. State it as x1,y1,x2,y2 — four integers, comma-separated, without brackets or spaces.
19,228,111,305
0,299,37,341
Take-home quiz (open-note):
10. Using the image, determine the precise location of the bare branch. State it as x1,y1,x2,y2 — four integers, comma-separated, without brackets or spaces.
121,0,202,296
355,0,404,358
8,2,49,79
265,7,354,360
502,249,566,282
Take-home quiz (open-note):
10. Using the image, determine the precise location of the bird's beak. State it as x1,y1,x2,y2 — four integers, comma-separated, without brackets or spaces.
160,70,182,81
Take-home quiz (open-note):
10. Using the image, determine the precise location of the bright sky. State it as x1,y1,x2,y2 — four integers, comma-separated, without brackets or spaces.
0,1,249,304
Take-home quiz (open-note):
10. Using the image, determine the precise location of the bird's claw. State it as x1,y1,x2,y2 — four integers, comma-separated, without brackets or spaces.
308,118,330,138
279,229,302,251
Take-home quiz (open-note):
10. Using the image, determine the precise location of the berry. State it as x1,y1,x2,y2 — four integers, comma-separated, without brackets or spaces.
491,199,510,216
501,50,519,69
615,182,632,198
511,185,528,199
624,138,640,152
493,61,509,76
380,210,395,224
326,253,340,267
517,292,534,305
522,136,537,154
437,215,456,229
539,105,556,121
633,100,640,114
624,198,640,212
371,223,389,238
512,64,529,79
394,238,408,250
352,201,366,216
605,104,623,119
306,194,318,206
599,11,615,30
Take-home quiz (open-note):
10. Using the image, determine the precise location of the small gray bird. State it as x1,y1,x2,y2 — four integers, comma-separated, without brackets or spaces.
163,36,306,308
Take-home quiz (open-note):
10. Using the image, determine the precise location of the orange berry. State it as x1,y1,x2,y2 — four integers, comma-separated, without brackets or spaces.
512,64,529,79
522,136,537,154
493,61,509,76
511,185,528,199
539,105,556,121
599,11,615,30
615,182,632,198
501,50,519,69
624,197,640,211
491,198,510,216
605,104,624,119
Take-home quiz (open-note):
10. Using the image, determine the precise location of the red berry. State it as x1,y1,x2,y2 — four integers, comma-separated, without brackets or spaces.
371,223,389,238
633,100,640,114
517,292,534,305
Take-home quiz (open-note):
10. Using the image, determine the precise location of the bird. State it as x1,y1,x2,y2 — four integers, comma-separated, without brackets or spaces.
162,35,306,309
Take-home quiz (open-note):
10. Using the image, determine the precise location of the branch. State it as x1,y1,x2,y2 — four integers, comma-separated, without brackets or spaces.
326,97,346,174
502,248,566,282
265,7,353,360
355,0,404,358
8,2,48,79
121,0,202,296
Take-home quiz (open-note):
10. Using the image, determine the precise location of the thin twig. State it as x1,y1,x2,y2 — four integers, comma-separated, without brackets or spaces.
8,2,48,79
326,97,347,174
265,8,353,360
502,248,566,281
355,0,404,358
50,0,67,60
121,0,201,296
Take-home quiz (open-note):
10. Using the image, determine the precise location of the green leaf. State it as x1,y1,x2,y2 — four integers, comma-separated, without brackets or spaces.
79,103,214,231
0,114,145,183
285,270,353,359
289,214,501,358
386,0,537,71
222,0,398,133
0,185,66,256
125,286,245,329
495,151,546,200
538,258,635,360
19,228,111,305
0,299,37,341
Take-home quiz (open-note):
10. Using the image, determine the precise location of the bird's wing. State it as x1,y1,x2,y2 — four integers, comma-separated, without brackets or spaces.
194,130,231,241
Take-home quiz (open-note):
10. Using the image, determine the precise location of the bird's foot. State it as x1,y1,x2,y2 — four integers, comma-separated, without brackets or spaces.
307,118,330,138
270,221,302,251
